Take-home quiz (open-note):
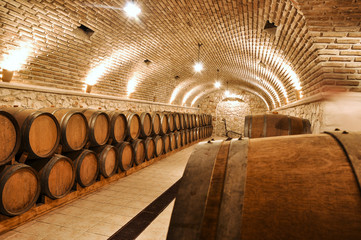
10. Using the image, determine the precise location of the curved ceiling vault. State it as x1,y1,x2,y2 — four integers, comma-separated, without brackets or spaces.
1,0,360,109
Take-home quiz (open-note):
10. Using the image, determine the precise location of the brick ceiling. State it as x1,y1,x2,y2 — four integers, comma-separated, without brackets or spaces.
0,0,360,109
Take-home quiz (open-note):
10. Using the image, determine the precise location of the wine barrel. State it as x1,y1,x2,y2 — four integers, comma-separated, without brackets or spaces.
184,114,190,129
174,131,181,149
167,113,175,132
126,113,141,141
180,130,187,146
169,133,176,151
162,134,170,153
115,141,133,171
151,112,161,136
179,113,185,130
174,113,181,131
82,109,110,147
132,139,145,165
0,164,40,216
153,136,164,157
42,108,88,152
159,113,169,135
65,150,99,188
28,155,75,199
244,114,312,138
139,112,152,138
1,108,60,159
106,111,127,145
144,138,155,161
91,145,118,178
187,129,192,143
168,133,361,240
0,110,20,165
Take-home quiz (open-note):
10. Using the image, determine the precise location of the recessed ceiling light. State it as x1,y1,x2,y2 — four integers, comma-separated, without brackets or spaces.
214,81,221,88
194,62,203,72
124,1,141,18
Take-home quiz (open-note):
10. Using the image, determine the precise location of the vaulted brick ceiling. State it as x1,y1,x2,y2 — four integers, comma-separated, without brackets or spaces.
1,0,360,109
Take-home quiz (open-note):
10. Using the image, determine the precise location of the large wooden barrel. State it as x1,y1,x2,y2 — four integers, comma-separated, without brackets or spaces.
180,130,187,146
153,136,164,157
174,113,181,131
28,154,75,199
139,112,152,138
132,139,145,165
244,114,312,138
179,113,185,130
0,164,40,216
126,113,141,141
174,131,181,149
184,114,190,129
162,134,170,153
168,133,361,240
167,113,175,132
42,108,88,152
186,129,192,143
159,113,169,135
151,112,161,136
106,111,127,145
144,138,155,161
115,142,133,171
65,150,99,188
91,145,118,178
169,133,176,151
2,108,60,159
0,110,20,165
82,109,110,146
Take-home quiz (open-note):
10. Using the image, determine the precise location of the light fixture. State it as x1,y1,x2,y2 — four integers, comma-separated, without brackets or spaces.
124,1,141,19
224,81,231,96
84,62,106,93
214,69,221,88
127,73,138,96
193,43,203,73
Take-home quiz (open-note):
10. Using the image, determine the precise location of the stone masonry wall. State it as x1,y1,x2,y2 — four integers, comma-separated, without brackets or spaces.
0,84,199,113
199,90,267,137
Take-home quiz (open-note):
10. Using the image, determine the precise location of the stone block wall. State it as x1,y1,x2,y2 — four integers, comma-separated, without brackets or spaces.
0,83,199,113
198,90,267,137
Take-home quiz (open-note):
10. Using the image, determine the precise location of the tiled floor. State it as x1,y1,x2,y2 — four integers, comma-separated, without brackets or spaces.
0,141,200,240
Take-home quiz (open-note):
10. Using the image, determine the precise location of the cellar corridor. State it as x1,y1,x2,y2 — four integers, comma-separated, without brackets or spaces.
0,142,199,240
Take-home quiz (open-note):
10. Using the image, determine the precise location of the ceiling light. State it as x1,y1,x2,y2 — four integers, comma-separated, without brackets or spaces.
124,1,141,18
214,81,221,88
194,62,203,72
225,90,231,97
193,43,203,73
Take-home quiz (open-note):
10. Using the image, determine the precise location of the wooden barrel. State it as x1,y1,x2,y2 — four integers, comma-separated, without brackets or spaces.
144,138,155,161
2,108,60,159
179,113,185,130
151,112,161,136
184,114,190,129
180,130,187,146
28,154,75,199
244,114,312,138
162,134,170,153
132,139,145,165
193,128,198,141
65,150,99,188
91,145,118,178
115,141,133,171
187,129,192,143
82,109,110,146
168,133,361,240
139,112,152,138
159,113,169,135
42,108,88,152
167,113,175,132
106,111,127,145
153,136,164,157
0,110,20,165
169,133,176,151
0,164,40,216
175,131,181,149
174,113,181,131
126,113,141,141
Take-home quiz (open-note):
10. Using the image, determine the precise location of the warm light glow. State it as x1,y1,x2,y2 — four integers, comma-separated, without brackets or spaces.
214,81,221,88
124,2,141,18
193,62,203,72
182,87,198,105
1,42,33,71
127,73,138,96
224,90,231,97
85,63,106,86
